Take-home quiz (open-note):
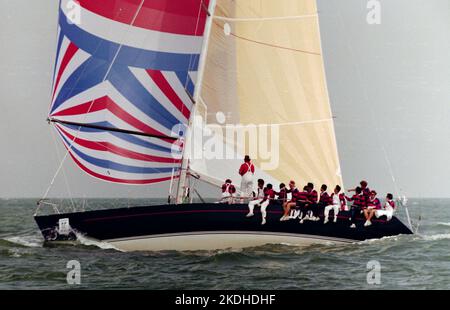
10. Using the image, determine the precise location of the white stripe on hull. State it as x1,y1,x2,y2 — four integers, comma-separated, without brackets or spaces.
104,231,354,252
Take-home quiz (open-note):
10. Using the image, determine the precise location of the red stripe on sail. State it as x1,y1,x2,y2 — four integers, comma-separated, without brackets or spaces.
76,0,209,36
52,42,79,101
146,70,191,120
67,149,174,185
51,96,173,142
57,125,180,164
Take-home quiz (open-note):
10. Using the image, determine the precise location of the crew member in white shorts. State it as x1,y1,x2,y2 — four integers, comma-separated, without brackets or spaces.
324,185,342,224
246,179,265,218
375,193,396,221
239,155,255,203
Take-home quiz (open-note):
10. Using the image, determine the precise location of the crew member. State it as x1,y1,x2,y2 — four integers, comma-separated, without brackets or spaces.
306,183,319,221
347,187,365,228
375,193,396,221
260,184,275,225
221,179,236,204
298,186,311,223
363,190,381,226
239,155,255,202
349,180,371,206
324,185,342,224
246,179,265,218
275,183,288,206
318,184,331,221
280,180,299,221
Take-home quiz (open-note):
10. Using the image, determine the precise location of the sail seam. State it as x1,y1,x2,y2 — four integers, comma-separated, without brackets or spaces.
227,30,321,55
214,14,318,22
203,118,334,128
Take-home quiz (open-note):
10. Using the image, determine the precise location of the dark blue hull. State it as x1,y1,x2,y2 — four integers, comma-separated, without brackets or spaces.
34,203,413,251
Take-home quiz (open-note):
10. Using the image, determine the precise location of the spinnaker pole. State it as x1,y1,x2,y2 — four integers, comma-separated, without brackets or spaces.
176,0,217,204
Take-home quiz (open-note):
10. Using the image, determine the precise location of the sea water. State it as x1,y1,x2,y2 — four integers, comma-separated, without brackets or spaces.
0,198,449,289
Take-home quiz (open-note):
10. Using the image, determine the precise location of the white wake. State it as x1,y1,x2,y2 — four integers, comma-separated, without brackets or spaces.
75,232,123,252
420,233,450,241
3,234,43,248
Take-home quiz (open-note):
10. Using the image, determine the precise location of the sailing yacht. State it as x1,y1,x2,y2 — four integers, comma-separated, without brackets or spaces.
35,0,412,251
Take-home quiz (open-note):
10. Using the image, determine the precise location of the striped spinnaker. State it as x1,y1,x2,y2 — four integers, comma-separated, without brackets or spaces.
49,0,210,184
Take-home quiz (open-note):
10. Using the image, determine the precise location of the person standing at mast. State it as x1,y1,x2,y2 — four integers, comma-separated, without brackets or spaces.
239,155,255,202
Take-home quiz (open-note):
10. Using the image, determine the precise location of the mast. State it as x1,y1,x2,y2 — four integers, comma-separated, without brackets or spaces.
176,0,217,204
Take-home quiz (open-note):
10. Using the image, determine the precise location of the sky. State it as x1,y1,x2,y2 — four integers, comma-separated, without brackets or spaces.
0,0,449,198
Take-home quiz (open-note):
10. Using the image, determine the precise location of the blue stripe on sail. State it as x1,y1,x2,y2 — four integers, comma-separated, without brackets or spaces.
63,123,173,154
175,71,195,97
52,29,65,87
59,134,177,175
58,10,200,72
51,61,185,132
108,66,182,130
51,56,109,113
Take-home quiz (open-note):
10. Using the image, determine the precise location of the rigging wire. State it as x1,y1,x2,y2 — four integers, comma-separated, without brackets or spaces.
41,126,71,202
50,125,76,211
313,10,346,188
336,11,401,198
336,11,413,230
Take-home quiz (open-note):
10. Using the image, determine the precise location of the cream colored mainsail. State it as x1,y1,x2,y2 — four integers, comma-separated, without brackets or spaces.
190,0,343,191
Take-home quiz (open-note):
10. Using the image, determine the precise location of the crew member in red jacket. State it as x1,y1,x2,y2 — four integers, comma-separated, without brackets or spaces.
239,155,255,202
298,183,319,223
259,184,276,225
317,184,331,219
306,182,319,221
363,190,381,226
346,187,365,228
297,186,311,223
348,180,371,207
275,183,288,205
221,179,236,204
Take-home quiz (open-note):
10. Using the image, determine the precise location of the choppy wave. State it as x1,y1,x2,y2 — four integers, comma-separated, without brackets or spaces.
420,233,450,241
75,233,123,252
356,234,403,245
1,198,449,289
2,234,43,248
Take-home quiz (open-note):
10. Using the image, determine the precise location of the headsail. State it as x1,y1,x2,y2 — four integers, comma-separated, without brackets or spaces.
49,0,210,184
190,0,343,189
